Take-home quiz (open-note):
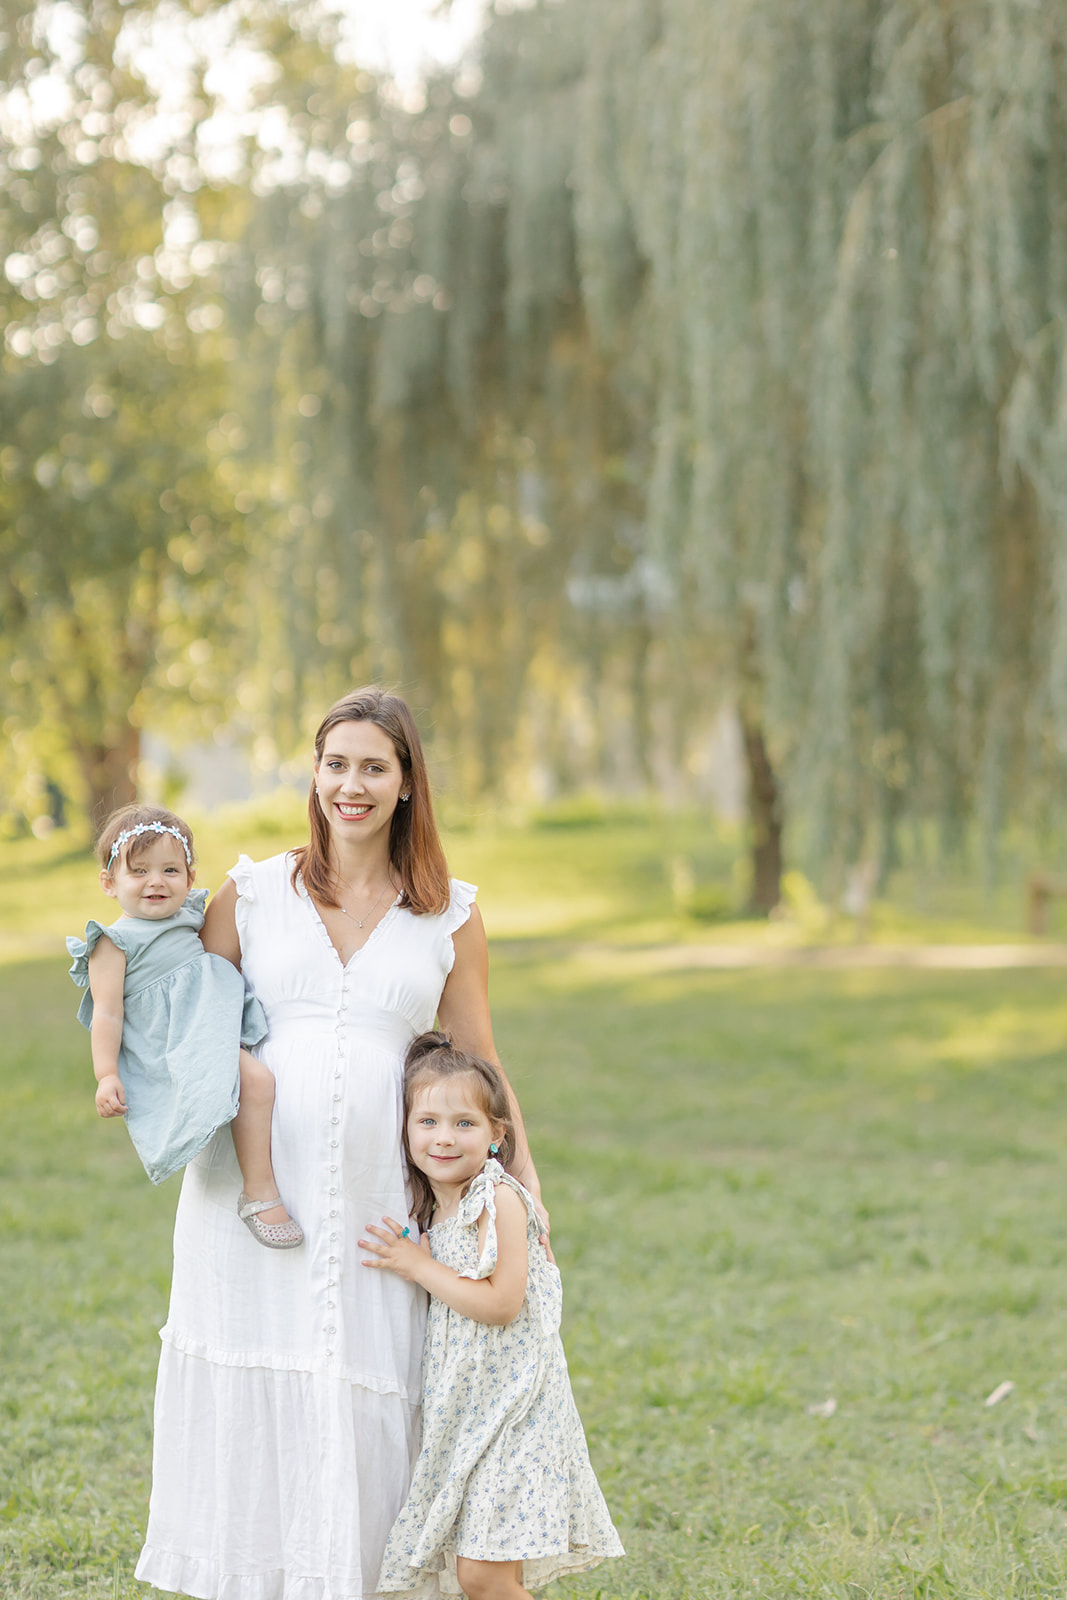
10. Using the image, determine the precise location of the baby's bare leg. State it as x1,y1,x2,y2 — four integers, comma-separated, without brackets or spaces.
454,1558,533,1600
231,1049,293,1227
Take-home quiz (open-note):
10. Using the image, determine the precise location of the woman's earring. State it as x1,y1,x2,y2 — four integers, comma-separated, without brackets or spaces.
400,792,410,802
315,786,320,796
489,1142,500,1156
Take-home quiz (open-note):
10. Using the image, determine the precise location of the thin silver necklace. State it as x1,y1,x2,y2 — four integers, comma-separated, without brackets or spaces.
337,881,393,929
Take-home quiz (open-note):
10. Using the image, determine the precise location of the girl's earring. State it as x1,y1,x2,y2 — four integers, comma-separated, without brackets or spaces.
489,1142,500,1156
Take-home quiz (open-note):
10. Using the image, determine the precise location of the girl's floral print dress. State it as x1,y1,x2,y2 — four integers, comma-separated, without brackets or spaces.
377,1160,623,1597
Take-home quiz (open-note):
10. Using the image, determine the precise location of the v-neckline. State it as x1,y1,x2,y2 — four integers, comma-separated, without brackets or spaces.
299,873,402,970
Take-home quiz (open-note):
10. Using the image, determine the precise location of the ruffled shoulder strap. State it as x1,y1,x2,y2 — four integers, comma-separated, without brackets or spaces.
66,920,127,989
443,877,477,937
225,852,299,955
454,1157,540,1280
441,878,477,974
186,886,209,917
226,853,257,902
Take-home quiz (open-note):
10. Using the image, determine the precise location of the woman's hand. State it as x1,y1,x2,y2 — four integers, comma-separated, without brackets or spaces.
535,1204,554,1264
95,1073,127,1117
512,1157,553,1261
359,1217,429,1281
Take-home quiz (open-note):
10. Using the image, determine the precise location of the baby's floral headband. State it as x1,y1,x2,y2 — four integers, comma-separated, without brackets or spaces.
107,821,192,868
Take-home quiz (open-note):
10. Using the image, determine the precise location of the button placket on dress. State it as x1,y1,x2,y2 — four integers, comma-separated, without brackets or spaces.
325,969,349,1360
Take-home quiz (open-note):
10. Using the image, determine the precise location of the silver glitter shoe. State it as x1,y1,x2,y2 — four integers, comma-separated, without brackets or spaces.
237,1193,304,1249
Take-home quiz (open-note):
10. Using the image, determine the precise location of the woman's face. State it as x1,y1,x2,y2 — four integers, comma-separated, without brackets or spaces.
314,719,408,848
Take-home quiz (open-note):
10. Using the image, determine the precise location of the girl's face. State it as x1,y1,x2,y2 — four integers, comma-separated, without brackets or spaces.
101,835,193,920
407,1076,503,1194
314,720,407,849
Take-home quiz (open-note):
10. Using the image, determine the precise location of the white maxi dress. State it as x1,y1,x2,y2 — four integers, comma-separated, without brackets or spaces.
135,852,477,1600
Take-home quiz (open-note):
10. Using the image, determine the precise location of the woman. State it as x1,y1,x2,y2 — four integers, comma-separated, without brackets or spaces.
135,687,541,1600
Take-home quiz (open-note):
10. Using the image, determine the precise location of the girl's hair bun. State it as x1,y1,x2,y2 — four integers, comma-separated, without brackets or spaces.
405,1029,452,1063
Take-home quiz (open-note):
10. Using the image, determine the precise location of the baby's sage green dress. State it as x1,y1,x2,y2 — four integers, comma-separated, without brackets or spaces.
67,888,265,1184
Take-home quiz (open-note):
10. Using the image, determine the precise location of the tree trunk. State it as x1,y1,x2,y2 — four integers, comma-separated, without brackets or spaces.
740,708,782,915
79,723,140,833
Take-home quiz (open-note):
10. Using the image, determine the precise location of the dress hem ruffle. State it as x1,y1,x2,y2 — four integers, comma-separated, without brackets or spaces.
160,1327,421,1400
135,1544,388,1600
379,1546,622,1597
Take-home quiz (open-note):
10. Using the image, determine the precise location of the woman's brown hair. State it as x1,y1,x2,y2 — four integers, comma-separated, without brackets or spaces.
402,1031,515,1231
290,687,450,915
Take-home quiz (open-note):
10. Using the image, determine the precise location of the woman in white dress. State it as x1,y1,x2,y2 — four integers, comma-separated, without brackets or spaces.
135,688,542,1600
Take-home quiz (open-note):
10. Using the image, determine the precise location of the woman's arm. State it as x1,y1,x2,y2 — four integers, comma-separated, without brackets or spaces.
87,937,128,1117
201,877,242,968
359,1185,530,1325
437,905,542,1201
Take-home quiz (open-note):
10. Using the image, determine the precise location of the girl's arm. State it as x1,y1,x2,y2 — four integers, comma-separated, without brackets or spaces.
88,937,128,1117
200,877,242,967
438,906,542,1202
359,1183,530,1326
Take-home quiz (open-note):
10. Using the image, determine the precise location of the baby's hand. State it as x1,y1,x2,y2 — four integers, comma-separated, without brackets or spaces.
359,1216,428,1281
95,1075,127,1118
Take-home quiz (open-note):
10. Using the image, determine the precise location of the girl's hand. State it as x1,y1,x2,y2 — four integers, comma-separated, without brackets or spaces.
95,1074,127,1117
359,1216,428,1281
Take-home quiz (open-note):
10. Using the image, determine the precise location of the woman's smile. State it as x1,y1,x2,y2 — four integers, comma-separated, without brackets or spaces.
315,721,405,837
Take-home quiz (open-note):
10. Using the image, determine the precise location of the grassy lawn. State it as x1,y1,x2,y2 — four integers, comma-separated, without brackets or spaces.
4,813,1067,1596
2,796,1062,961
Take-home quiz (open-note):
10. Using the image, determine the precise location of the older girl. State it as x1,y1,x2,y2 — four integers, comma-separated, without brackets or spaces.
362,1033,623,1600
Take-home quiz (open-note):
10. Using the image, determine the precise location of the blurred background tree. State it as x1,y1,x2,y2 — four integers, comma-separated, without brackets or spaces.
0,0,251,824
3,0,1067,907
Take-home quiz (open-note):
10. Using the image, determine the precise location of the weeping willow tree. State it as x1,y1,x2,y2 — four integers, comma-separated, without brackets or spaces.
147,0,1067,892
8,0,1067,898
219,0,679,816
561,0,1067,892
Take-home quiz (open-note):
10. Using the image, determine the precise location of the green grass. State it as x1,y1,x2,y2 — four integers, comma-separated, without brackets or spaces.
5,809,1067,1596
1,797,1060,964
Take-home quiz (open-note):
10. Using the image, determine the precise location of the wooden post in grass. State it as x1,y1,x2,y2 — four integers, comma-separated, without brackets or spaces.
1026,872,1067,936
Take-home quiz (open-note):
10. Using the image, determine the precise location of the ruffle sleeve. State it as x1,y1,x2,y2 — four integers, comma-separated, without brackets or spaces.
221,857,268,1042
66,921,126,1030
225,854,256,950
66,921,127,987
454,1158,540,1281
183,887,209,927
442,877,477,973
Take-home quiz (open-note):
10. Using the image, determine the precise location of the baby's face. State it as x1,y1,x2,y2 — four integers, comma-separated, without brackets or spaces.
101,835,193,920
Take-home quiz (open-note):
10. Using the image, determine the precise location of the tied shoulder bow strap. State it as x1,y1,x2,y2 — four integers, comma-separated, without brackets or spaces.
455,1161,506,1281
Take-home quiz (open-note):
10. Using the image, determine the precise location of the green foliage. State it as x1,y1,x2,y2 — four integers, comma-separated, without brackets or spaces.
7,0,1067,880
683,882,737,922
0,0,255,821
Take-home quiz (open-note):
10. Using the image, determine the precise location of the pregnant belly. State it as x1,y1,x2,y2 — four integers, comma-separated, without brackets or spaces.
171,1023,422,1377
260,1030,409,1209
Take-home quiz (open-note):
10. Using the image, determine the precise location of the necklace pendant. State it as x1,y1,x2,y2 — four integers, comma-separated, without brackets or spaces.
357,917,365,929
